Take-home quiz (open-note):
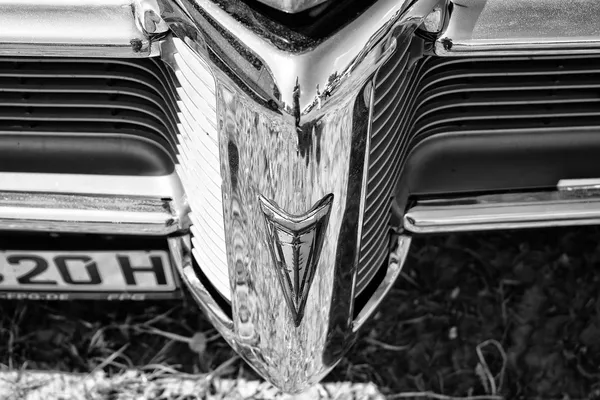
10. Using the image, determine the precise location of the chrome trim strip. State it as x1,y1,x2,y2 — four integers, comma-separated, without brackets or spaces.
404,190,600,234
169,235,234,330
436,0,600,56
259,194,334,327
0,0,166,57
0,172,184,198
558,178,600,191
0,191,183,235
353,233,411,331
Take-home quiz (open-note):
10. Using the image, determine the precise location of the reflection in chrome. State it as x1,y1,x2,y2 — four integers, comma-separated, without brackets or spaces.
353,233,411,330
404,189,600,234
436,0,600,56
0,191,184,236
2,0,600,394
0,172,184,198
253,0,333,14
0,0,164,57
260,194,334,327
161,37,230,300
157,0,442,392
169,235,234,333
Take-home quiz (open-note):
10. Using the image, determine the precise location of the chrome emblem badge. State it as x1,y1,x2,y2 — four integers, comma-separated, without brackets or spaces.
259,194,334,326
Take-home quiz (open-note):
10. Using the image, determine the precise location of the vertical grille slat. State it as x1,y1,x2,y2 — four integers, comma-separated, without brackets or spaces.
356,38,422,295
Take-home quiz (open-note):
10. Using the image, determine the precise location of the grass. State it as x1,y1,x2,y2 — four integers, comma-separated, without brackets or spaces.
1,226,600,399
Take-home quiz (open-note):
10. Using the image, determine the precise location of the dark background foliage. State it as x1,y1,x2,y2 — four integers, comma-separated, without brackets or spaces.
2,226,600,399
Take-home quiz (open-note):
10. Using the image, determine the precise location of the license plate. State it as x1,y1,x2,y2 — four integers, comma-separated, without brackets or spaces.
0,251,177,300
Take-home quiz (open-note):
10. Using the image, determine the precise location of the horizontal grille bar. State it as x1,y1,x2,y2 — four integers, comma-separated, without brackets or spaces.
358,48,600,294
0,57,180,176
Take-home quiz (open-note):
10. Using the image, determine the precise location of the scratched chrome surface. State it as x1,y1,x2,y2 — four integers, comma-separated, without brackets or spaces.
161,38,231,300
0,0,167,56
436,0,600,55
251,0,332,14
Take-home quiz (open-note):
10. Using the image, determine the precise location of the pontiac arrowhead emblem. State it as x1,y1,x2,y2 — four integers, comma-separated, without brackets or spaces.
259,194,334,326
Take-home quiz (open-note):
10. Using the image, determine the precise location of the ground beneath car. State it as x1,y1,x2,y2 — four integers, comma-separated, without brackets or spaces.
1,227,600,399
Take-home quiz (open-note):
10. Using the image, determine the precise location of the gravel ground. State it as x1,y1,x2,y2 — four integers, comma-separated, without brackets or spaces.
1,226,600,399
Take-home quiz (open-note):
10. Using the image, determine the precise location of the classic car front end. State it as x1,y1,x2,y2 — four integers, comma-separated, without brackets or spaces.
2,0,600,393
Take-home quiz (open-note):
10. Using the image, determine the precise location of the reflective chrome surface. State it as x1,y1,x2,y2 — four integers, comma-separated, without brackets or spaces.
253,0,332,14
436,0,600,56
156,0,441,392
0,191,184,235
160,37,231,301
0,170,187,235
4,0,600,394
169,232,412,389
404,189,600,234
353,233,411,330
169,235,234,332
0,172,184,197
0,0,166,57
171,0,437,112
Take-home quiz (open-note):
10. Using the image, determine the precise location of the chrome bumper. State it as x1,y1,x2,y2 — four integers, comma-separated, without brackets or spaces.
2,0,600,393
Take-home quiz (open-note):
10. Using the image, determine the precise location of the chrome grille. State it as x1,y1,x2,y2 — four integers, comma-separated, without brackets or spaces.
167,39,229,300
359,51,600,294
412,55,600,138
357,39,421,294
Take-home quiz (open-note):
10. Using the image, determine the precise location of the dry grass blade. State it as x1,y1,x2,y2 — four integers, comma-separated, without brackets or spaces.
91,343,129,373
205,355,240,384
134,326,193,344
364,337,411,352
475,340,507,395
388,393,504,400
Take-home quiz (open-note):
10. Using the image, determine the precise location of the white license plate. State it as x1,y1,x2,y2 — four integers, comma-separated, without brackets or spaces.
0,251,176,297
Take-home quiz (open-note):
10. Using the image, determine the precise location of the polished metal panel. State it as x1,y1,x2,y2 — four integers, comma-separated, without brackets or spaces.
161,37,231,301
156,0,443,392
260,194,333,326
0,172,183,197
0,0,165,57
169,232,413,387
404,190,600,234
0,191,183,235
0,56,181,165
436,0,600,56
252,0,332,14
172,0,436,112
